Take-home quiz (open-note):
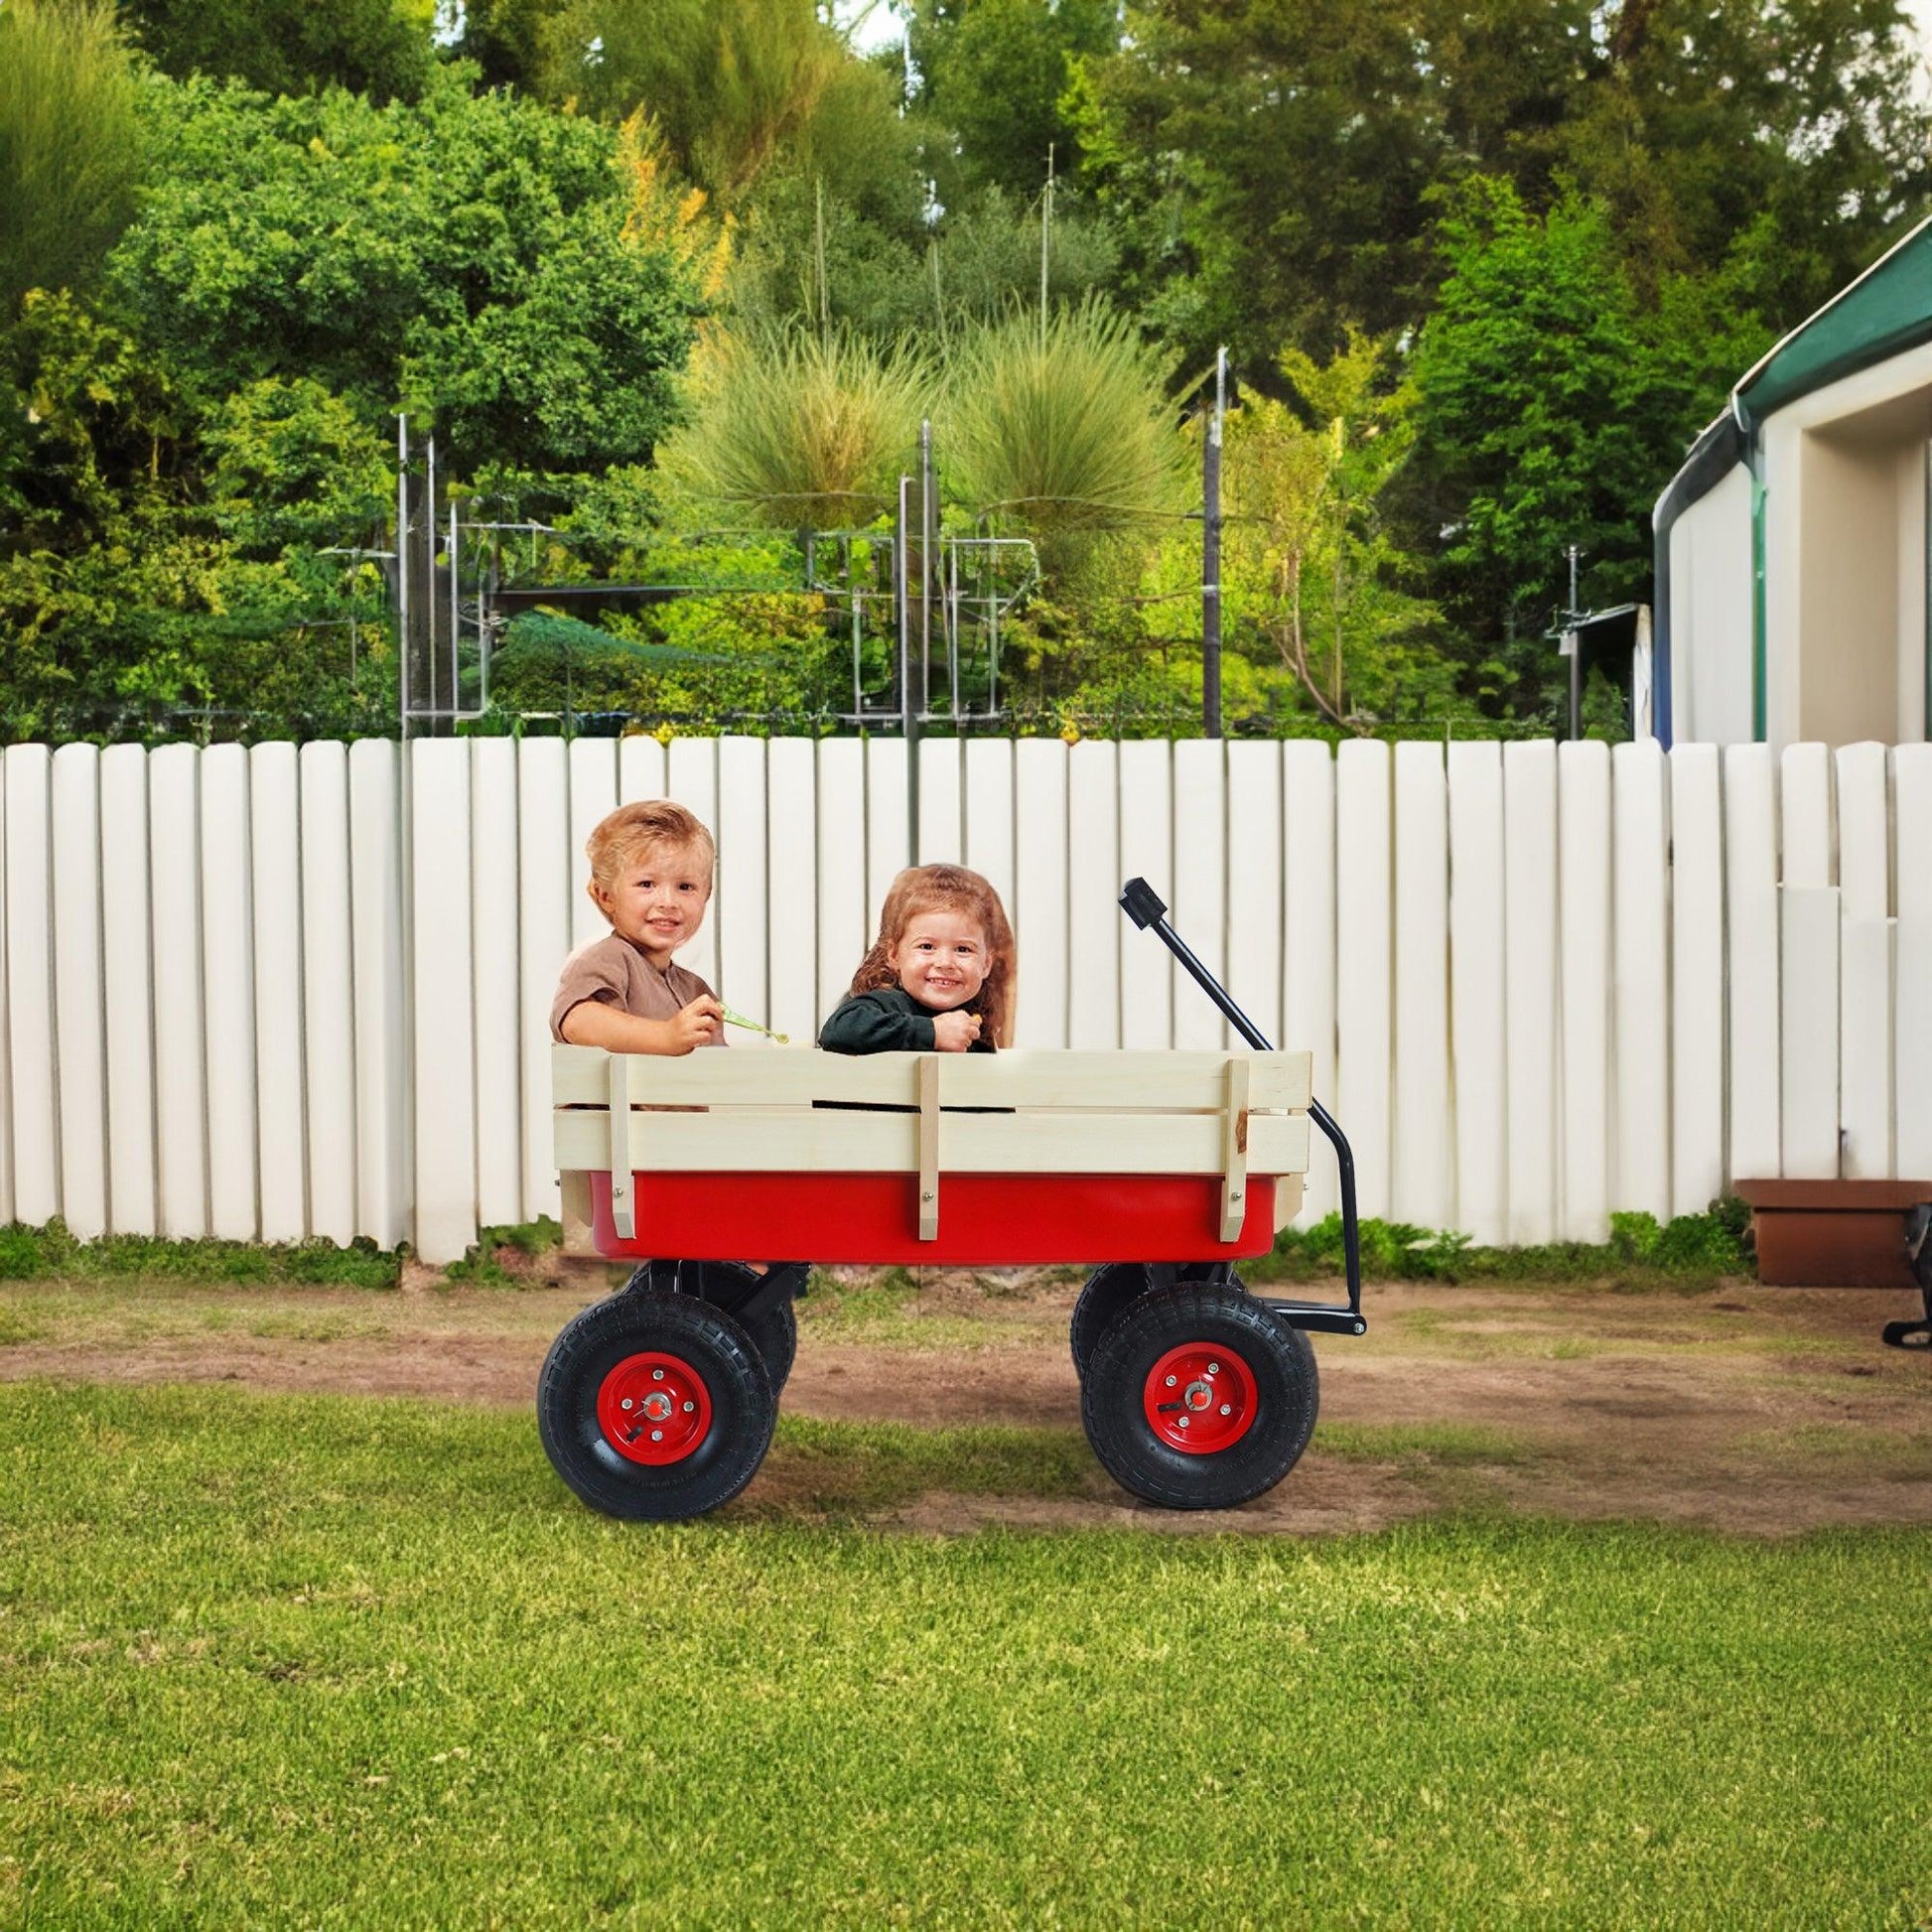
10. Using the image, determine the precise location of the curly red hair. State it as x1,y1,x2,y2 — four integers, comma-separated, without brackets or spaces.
850,865,1018,1046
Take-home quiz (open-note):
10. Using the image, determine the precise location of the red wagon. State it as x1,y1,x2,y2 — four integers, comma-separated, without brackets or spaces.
538,882,1365,1519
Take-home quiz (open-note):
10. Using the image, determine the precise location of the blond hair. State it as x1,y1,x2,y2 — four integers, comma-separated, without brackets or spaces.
585,799,716,891
850,865,1017,1046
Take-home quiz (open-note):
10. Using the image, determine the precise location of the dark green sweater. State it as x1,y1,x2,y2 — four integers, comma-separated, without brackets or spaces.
818,985,997,1054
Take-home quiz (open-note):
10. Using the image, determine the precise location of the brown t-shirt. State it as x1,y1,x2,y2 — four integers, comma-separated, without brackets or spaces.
550,933,724,1043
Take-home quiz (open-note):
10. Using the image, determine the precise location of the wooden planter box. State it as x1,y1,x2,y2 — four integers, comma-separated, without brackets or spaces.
1733,1178,1932,1288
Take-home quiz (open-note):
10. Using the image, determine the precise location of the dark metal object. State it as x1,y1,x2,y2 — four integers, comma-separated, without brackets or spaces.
1201,347,1225,740
1887,1206,1932,1348
1119,877,1366,1335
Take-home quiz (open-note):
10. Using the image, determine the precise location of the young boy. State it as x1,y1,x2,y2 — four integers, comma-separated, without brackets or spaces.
551,799,725,1052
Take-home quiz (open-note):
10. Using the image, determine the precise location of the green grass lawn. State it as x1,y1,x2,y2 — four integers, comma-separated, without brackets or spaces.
2,1383,1926,1928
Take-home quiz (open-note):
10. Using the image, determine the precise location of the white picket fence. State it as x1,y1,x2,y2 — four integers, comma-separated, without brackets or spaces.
1,736,1928,1262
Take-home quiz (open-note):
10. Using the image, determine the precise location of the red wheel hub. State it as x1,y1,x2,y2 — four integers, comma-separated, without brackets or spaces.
1143,1342,1257,1454
597,1352,713,1465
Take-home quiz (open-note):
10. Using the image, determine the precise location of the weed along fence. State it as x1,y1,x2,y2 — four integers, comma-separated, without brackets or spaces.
0,736,1928,1264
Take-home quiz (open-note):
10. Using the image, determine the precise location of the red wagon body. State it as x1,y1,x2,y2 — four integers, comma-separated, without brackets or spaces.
586,1170,1285,1267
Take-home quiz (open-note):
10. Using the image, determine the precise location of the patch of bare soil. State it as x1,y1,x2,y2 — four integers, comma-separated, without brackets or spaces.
3,1273,1928,1535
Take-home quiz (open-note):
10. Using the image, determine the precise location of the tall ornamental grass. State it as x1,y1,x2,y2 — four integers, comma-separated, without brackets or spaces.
943,299,1183,532
0,0,145,319
662,325,928,527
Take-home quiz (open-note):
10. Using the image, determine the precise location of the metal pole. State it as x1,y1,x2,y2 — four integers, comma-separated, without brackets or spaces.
397,414,409,743
1202,345,1226,740
450,499,461,716
1567,542,1582,743
426,435,438,729
898,474,920,854
919,418,935,726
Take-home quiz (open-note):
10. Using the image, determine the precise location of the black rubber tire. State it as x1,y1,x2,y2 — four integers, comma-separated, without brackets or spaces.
537,1291,775,1520
1069,1264,1153,1376
742,1299,798,1393
623,1261,799,1394
1080,1284,1319,1510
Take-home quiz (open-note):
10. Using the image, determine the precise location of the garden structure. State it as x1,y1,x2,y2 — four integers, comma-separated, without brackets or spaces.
538,883,1365,1519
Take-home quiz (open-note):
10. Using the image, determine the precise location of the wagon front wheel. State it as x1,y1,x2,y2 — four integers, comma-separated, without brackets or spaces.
1069,1264,1153,1376
538,1291,775,1520
1080,1284,1318,1510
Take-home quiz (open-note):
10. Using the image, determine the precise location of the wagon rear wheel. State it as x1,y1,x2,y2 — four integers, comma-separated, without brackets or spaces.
538,1291,775,1520
624,1261,799,1394
1069,1264,1153,1376
1080,1284,1317,1510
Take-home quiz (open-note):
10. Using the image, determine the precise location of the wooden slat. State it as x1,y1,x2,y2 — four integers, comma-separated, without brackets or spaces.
516,737,570,1225
1447,742,1505,1245
1611,740,1670,1224
1273,1173,1305,1231
567,739,618,952
717,736,769,1041
1393,742,1449,1228
608,1051,634,1239
1219,1054,1249,1241
1558,741,1611,1242
1780,885,1840,1178
766,736,817,1043
917,1053,939,1239
666,737,720,988
249,743,306,1242
471,739,522,1228
409,740,477,1263
1118,741,1173,1048
300,742,355,1246
1503,741,1558,1243
1015,739,1069,1048
1335,739,1391,1216
101,745,157,1235
52,745,106,1239
555,1105,1309,1179
202,745,259,1241
1283,741,1336,1222
1172,740,1227,1050
1065,741,1121,1050
552,1043,1311,1113
1725,745,1780,1182
1668,745,1725,1220
149,745,207,1238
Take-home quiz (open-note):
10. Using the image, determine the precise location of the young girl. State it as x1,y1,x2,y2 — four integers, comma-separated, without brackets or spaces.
819,865,1016,1054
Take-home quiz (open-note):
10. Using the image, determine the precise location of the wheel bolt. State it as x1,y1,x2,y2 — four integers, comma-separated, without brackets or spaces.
621,1398,633,1411
1178,1416,1189,1428
650,1429,662,1442
1166,1374,1176,1387
1220,1403,1231,1416
683,1401,695,1413
652,1368,664,1381
1208,1362,1219,1375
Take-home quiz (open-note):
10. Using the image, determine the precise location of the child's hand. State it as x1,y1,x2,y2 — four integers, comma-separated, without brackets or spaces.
669,995,724,1052
931,1010,981,1052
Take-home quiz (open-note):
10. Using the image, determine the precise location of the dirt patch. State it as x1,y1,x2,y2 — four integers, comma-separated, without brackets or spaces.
2,1273,1928,1535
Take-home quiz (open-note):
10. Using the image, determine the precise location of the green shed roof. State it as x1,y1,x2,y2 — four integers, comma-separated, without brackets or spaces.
1733,214,1932,430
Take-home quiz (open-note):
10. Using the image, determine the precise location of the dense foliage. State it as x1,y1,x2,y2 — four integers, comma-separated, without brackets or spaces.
2,0,1928,741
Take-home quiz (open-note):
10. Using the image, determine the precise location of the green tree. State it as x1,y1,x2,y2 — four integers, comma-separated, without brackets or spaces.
0,0,145,322
102,70,708,474
118,0,437,101
1222,332,1449,731
535,0,850,200
1071,0,1931,376
1410,177,1771,702
907,0,1119,202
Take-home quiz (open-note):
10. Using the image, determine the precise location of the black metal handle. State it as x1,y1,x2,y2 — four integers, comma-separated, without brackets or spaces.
1118,877,1364,1332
